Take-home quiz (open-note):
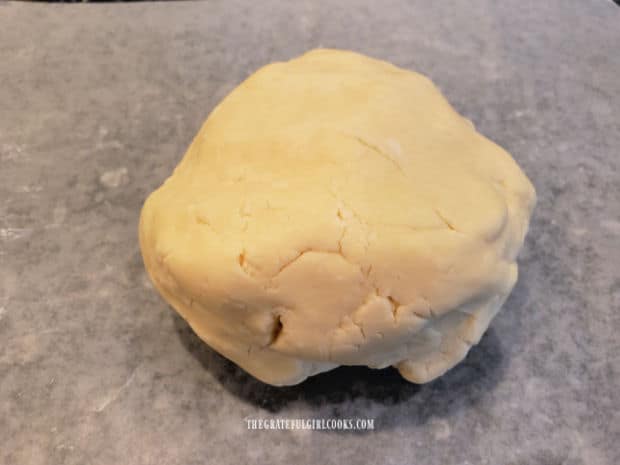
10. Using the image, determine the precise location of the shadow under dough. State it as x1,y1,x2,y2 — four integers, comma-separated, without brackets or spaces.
173,312,508,424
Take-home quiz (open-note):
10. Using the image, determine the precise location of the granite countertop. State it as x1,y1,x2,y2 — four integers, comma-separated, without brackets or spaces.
1,1,619,464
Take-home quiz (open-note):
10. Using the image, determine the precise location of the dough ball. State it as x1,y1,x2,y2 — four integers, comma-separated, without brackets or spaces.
139,49,536,386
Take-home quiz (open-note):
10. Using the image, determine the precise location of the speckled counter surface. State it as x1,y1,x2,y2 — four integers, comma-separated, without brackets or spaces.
1,1,619,464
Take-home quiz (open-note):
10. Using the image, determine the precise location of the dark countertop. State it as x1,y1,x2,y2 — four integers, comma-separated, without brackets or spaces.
1,1,619,464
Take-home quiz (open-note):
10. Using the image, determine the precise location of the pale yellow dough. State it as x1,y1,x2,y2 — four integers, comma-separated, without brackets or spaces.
139,49,536,385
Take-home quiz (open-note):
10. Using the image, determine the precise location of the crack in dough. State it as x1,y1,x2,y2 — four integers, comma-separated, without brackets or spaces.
340,132,406,175
433,208,459,233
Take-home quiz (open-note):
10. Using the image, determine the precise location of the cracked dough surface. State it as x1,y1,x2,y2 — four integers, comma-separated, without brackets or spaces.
139,49,536,386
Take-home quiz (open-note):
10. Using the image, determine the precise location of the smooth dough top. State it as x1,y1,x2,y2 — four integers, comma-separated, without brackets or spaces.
139,49,536,385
